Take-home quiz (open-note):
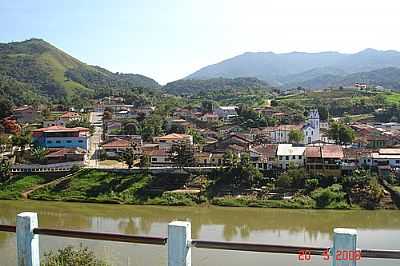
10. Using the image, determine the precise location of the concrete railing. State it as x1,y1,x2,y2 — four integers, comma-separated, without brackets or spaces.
1,212,399,266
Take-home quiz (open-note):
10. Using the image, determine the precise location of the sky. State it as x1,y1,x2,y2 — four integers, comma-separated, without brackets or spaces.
1,0,400,84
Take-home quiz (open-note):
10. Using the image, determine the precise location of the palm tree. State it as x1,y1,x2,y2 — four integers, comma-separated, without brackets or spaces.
31,147,47,164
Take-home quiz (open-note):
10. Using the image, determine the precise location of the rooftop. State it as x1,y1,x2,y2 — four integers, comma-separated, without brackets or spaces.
277,144,305,156
33,126,89,133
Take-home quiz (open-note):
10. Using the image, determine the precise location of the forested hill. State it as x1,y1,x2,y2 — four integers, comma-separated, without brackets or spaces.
163,77,271,95
0,38,160,105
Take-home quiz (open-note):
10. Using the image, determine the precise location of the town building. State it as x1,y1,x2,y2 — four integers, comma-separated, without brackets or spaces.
13,106,40,123
265,125,303,143
305,145,344,176
43,111,81,127
45,148,87,164
214,106,238,121
277,144,305,169
303,109,320,144
101,138,141,158
32,126,90,150
153,133,193,150
249,144,278,170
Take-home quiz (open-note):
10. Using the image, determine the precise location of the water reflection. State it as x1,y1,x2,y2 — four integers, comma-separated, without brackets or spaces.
0,200,399,266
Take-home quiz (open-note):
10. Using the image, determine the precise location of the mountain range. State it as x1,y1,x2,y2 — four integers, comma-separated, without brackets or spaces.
186,49,400,89
0,39,160,105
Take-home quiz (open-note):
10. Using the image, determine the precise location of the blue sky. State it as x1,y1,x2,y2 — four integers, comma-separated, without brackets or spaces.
1,0,400,84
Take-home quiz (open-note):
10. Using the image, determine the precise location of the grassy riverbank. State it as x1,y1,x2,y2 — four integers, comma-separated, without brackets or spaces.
0,169,395,210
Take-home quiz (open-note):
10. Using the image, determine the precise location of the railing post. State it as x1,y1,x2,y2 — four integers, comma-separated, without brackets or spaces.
332,228,357,266
16,212,40,266
168,221,191,266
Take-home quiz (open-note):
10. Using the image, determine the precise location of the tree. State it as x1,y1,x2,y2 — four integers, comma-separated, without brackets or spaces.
121,147,137,169
0,97,12,119
270,100,279,107
139,154,151,169
169,141,195,168
288,129,304,144
318,106,329,121
31,147,47,164
186,128,205,145
11,130,32,153
0,135,10,153
201,100,214,113
0,158,11,183
66,118,95,135
328,122,355,145
223,150,240,168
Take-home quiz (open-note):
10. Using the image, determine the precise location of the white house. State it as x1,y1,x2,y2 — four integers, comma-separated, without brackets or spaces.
267,125,303,143
303,109,320,144
215,106,238,120
277,144,305,169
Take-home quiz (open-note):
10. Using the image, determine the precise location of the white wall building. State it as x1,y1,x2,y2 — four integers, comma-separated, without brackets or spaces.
215,106,238,120
277,144,305,169
303,109,320,144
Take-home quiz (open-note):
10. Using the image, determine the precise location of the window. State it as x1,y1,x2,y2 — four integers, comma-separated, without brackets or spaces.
286,156,289,160
279,156,283,160
78,140,83,143
311,131,314,135
152,158,157,162
66,140,72,143
396,160,400,164
298,155,302,160
306,131,308,136
55,140,61,144
258,163,263,168
47,140,52,144
292,155,296,159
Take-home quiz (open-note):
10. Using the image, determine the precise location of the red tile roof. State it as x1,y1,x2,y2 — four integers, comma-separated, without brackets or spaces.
32,126,89,133
252,144,277,157
321,145,344,159
45,148,86,158
60,112,80,119
305,146,321,158
101,138,131,149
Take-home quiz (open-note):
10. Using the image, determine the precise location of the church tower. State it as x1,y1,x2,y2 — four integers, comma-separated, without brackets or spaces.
308,109,320,133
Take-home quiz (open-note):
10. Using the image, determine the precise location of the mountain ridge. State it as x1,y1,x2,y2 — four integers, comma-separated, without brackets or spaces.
186,49,400,89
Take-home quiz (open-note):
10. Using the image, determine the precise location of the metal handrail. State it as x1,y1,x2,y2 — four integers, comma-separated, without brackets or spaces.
1,224,400,259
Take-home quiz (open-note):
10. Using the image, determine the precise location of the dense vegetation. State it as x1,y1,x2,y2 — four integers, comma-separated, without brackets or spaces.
163,77,271,95
0,38,160,107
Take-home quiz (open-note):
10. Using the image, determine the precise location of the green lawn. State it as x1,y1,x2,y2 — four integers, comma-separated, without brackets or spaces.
0,175,47,199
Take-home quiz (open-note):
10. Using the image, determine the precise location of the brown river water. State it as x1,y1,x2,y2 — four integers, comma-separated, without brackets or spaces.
0,200,399,266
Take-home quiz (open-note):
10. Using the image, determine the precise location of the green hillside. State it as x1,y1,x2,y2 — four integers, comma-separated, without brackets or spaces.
163,77,271,95
0,38,160,105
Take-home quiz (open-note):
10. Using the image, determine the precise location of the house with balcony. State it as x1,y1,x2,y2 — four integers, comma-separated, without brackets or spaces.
305,145,344,176
32,126,90,150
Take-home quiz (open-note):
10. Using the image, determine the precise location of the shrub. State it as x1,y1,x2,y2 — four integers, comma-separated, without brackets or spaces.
311,184,346,208
41,245,109,266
